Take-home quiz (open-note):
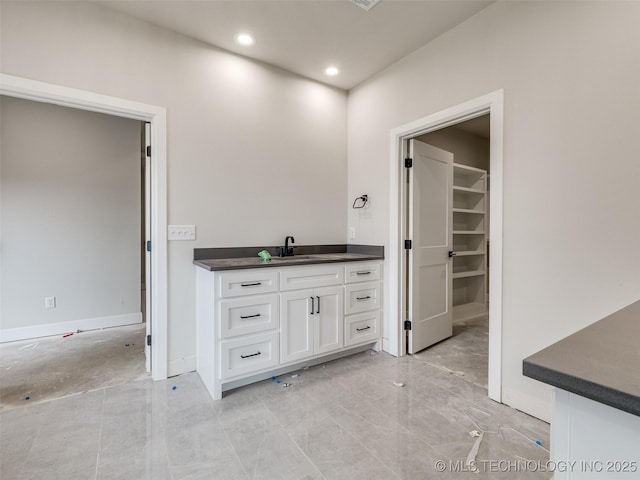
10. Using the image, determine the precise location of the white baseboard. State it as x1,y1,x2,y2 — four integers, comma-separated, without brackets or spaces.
168,355,197,377
0,312,143,343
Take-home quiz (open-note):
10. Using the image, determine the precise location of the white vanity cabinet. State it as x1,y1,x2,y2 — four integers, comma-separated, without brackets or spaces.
343,263,381,346
195,260,382,400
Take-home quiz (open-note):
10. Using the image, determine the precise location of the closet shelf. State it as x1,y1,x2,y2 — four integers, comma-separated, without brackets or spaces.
453,250,485,257
453,270,485,279
453,208,485,214
452,163,487,322
453,163,486,174
453,186,485,194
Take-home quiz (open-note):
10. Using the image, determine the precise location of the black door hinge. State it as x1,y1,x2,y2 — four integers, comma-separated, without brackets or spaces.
146,145,151,157
404,158,413,168
404,320,412,330
146,334,151,346
146,241,151,252
404,240,412,250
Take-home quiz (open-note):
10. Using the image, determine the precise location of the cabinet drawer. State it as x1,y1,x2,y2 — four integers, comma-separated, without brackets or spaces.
280,265,344,291
344,262,381,284
345,282,380,315
345,311,379,347
220,331,278,379
219,295,278,338
219,270,278,298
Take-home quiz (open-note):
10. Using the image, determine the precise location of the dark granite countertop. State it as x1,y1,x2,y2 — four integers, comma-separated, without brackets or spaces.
194,244,384,271
523,299,640,417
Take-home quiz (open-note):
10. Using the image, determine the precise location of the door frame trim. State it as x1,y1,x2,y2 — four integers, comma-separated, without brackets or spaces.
1,73,168,381
387,90,504,401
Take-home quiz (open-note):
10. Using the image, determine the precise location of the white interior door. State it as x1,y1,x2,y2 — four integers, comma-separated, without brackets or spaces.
407,139,453,354
144,122,152,372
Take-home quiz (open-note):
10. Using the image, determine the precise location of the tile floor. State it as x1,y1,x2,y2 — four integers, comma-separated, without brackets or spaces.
0,347,551,479
0,324,148,410
414,314,490,388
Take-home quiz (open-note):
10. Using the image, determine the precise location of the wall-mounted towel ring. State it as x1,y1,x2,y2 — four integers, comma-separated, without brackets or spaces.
352,194,368,209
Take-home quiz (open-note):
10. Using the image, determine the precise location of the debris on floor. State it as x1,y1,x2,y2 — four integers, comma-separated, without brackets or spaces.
282,383,290,388
291,374,299,378
172,386,177,390
25,396,30,400
466,430,484,469
392,381,405,387
62,333,73,338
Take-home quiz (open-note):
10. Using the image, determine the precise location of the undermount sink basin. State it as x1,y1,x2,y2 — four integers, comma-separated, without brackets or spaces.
270,254,342,262
271,255,322,261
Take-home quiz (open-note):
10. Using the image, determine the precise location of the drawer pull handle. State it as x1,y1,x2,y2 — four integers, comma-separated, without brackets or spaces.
356,326,371,332
241,282,262,287
240,351,261,359
240,314,261,319
356,271,372,275
310,297,315,315
356,295,372,301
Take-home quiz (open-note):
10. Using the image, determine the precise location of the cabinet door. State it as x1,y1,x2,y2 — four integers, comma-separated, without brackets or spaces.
280,290,314,364
314,286,344,355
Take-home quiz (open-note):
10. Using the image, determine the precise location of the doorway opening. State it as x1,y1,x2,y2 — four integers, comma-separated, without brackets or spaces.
0,73,168,385
0,97,154,409
387,90,503,402
407,116,490,389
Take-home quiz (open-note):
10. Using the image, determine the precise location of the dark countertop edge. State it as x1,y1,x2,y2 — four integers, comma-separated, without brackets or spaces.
523,360,640,417
193,254,383,271
522,299,640,418
194,244,383,260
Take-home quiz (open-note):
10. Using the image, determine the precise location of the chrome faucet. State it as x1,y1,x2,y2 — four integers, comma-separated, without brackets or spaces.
278,236,295,257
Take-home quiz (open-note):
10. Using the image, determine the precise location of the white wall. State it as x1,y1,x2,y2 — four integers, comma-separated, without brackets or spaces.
347,1,640,420
1,96,142,337
0,2,347,373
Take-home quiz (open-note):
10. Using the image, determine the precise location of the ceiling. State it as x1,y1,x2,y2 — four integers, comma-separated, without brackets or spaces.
96,0,493,90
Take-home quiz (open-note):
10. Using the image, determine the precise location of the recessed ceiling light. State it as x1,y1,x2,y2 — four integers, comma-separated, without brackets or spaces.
234,33,255,46
325,66,340,76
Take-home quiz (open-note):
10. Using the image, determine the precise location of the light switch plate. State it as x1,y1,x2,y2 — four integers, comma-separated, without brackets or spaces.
168,225,196,241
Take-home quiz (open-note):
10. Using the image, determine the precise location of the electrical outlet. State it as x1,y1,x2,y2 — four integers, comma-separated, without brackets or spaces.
168,225,196,241
45,296,56,309
349,227,356,239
